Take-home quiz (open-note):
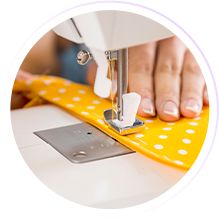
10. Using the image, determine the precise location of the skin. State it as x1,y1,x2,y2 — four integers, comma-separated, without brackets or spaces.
11,31,69,109
128,36,209,121
13,32,209,121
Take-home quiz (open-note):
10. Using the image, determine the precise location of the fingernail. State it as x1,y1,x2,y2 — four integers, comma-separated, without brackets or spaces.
184,99,201,114
163,101,178,117
142,98,155,115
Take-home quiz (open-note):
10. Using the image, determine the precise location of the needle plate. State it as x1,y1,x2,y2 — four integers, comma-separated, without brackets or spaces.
34,122,134,163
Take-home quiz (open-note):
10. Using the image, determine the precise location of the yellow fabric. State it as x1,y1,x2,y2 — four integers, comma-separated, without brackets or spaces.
13,76,209,170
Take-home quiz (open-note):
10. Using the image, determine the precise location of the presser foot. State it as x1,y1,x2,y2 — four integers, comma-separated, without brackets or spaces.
103,109,144,136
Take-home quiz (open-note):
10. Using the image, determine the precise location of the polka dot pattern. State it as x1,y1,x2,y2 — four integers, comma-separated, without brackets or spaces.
81,111,89,115
162,127,172,131
189,122,198,126
72,97,80,102
178,149,188,155
135,133,144,138
58,88,66,94
38,90,46,95
43,79,53,85
186,129,195,134
52,97,61,102
174,160,184,165
145,119,153,123
78,89,86,94
159,135,168,139
182,138,191,144
154,144,164,150
92,100,101,104
13,76,209,170
66,104,74,108
87,106,95,110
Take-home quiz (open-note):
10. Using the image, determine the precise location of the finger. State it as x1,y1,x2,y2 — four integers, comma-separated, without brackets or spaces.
155,36,186,121
128,42,157,117
16,70,37,81
86,62,97,85
203,85,209,106
11,93,29,110
180,50,205,117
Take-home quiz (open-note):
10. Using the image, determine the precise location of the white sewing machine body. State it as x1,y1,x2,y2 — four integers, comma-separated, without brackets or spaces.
53,10,172,51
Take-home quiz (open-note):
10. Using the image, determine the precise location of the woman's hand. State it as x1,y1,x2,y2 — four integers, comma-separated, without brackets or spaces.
11,70,38,109
128,36,209,122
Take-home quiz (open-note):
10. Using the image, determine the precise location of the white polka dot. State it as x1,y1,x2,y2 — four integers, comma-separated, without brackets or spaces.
92,100,101,104
43,80,52,85
58,88,66,94
174,160,184,165
38,90,46,95
135,133,144,138
145,127,149,130
186,129,195,134
178,149,188,155
25,80,33,85
162,127,172,131
81,111,89,115
78,89,86,94
97,119,104,124
167,122,175,126
193,117,201,120
64,81,71,86
145,119,153,123
52,97,61,102
189,122,198,126
159,135,168,139
154,144,164,150
87,106,95,110
72,97,81,102
182,138,191,144
66,104,74,108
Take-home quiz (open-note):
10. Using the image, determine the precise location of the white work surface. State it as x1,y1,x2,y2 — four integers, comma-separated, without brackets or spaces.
11,105,185,208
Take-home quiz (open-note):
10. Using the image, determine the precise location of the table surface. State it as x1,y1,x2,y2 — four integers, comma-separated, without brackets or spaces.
11,105,185,208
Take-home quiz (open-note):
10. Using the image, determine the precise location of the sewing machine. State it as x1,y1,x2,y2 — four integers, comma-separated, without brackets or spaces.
11,11,185,208
53,10,173,133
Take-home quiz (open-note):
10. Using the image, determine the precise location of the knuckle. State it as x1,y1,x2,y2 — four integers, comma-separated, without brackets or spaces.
129,62,154,76
157,62,181,76
144,87,153,96
144,63,154,75
184,63,201,75
156,84,179,99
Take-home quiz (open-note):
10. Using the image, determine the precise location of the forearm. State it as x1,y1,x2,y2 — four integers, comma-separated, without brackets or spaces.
20,30,60,75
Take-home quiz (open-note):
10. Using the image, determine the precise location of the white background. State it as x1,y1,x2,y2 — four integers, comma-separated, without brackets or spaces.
0,0,219,218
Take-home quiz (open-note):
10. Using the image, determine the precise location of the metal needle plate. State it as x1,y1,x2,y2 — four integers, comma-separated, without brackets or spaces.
34,123,134,163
